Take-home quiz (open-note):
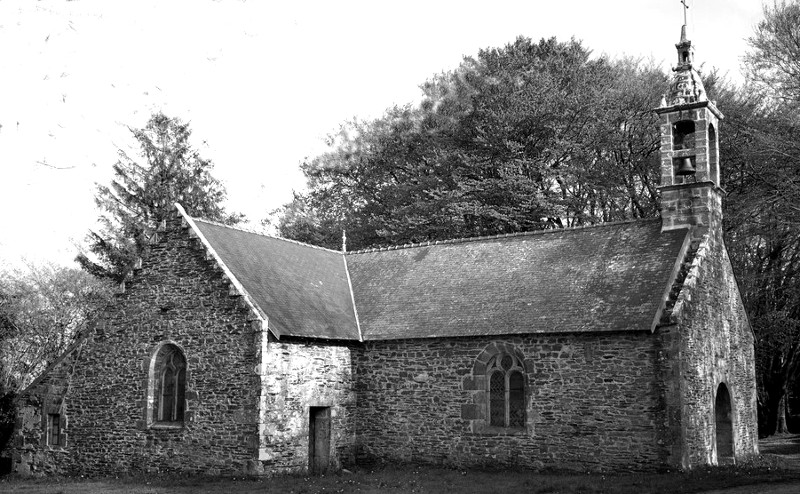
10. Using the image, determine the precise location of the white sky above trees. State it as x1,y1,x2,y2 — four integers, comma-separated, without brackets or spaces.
0,0,764,268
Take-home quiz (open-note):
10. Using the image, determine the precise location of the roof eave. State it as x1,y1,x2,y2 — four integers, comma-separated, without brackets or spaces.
651,229,693,332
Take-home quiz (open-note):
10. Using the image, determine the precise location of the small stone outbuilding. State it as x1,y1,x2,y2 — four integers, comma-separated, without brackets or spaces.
8,25,758,476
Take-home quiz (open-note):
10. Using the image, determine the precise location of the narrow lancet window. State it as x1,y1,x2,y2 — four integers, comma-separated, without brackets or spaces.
47,413,61,446
509,371,525,427
490,371,506,426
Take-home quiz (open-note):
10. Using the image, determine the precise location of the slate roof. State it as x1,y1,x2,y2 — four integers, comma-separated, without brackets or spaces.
192,219,360,340
183,211,689,341
346,220,689,339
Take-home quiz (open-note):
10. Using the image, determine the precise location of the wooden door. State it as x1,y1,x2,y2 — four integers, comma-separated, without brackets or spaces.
309,407,331,473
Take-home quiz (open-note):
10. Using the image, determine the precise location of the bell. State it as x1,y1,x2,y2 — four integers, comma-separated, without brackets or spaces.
676,157,696,176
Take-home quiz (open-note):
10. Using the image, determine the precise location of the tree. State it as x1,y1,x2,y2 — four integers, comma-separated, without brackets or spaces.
728,0,800,435
0,288,16,455
724,102,800,435
0,264,112,393
273,37,666,251
704,69,800,436
746,0,800,104
77,113,243,282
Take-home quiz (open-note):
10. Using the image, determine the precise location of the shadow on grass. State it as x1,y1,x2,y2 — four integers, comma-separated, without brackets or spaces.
760,433,800,456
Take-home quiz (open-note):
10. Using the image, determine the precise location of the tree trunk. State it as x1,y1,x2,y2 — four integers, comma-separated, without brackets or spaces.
763,380,788,436
777,392,789,434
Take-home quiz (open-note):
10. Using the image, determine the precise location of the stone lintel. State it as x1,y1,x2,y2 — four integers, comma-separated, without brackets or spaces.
654,100,724,120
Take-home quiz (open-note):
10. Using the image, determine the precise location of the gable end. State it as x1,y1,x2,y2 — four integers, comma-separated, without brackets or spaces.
174,204,274,338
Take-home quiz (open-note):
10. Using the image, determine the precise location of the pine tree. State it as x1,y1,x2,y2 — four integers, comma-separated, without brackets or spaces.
77,113,243,281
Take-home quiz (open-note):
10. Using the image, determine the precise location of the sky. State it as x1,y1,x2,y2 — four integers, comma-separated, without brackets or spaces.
0,0,766,268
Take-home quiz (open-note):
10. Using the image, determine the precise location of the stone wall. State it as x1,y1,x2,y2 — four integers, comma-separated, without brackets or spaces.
355,332,669,471
660,184,723,232
256,336,358,475
12,215,263,476
671,231,759,467
11,214,361,477
11,341,83,475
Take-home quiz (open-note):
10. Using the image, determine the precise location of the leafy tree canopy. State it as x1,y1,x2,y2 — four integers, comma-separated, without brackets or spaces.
0,263,112,394
272,37,667,251
714,0,800,434
746,0,800,104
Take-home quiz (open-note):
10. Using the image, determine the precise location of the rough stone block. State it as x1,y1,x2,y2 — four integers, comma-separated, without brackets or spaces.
461,404,479,420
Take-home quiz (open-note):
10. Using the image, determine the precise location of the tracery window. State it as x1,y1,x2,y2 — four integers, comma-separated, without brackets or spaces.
487,353,525,428
153,344,186,423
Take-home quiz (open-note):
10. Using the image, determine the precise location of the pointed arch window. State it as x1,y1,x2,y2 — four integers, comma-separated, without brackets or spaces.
153,344,186,424
487,353,525,428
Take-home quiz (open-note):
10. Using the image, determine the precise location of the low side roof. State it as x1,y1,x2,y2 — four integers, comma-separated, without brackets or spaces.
346,220,688,340
192,219,359,340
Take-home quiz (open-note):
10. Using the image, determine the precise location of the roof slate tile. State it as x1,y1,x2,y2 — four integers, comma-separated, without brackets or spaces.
187,215,687,341
192,220,359,340
346,219,688,339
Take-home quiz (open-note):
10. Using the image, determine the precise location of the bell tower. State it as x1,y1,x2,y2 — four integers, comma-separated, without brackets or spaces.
655,16,724,235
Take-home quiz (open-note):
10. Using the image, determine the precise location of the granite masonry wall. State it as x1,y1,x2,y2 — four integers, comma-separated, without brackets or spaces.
10,215,357,476
256,337,358,474
12,216,262,476
668,230,759,468
10,340,83,475
355,332,670,471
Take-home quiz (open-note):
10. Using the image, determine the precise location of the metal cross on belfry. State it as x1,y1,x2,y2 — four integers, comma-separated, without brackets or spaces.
681,0,689,25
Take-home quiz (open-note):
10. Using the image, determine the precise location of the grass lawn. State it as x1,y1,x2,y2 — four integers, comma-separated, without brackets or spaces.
2,460,800,494
3,436,800,494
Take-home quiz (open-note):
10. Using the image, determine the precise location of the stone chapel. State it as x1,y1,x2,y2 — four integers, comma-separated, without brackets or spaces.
8,24,758,476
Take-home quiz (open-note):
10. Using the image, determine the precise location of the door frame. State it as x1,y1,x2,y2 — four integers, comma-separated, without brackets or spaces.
309,406,332,474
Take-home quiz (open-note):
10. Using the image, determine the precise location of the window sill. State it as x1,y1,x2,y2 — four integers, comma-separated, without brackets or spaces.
474,425,528,436
150,422,185,430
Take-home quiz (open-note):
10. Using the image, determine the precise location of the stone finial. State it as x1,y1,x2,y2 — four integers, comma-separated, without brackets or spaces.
666,24,707,107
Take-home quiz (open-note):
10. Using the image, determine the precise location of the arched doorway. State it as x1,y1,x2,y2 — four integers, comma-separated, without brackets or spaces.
715,383,734,462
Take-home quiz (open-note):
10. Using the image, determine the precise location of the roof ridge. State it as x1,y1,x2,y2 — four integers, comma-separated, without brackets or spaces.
191,217,342,254
347,218,659,255
341,253,363,342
